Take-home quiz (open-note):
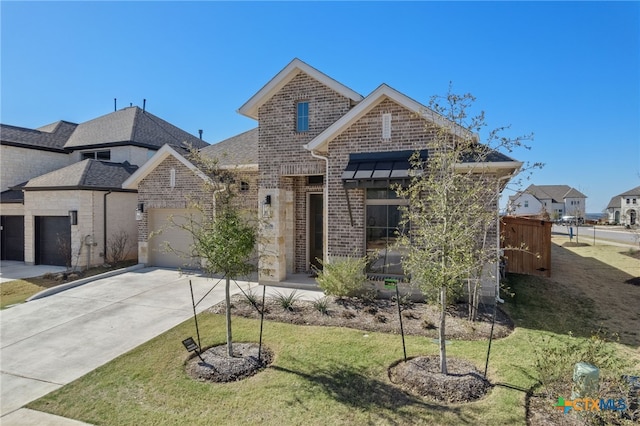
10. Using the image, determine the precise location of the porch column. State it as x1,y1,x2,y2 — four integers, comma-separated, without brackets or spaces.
258,188,293,282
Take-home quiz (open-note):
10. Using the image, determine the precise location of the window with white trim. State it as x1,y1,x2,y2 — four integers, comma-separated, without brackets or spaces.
296,101,309,132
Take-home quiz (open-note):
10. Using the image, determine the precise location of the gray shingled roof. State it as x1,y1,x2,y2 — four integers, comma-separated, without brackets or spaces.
0,121,77,152
620,185,640,197
606,185,640,209
459,145,517,163
23,160,138,191
0,182,27,203
607,196,621,209
201,128,258,166
64,106,208,151
524,184,587,202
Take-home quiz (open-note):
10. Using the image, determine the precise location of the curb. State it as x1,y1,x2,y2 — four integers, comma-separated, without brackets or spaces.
26,264,146,302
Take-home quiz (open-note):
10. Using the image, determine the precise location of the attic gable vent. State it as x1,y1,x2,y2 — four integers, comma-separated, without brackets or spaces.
382,113,391,140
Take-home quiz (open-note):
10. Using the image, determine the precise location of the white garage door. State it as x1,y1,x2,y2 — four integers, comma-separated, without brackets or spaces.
148,208,200,269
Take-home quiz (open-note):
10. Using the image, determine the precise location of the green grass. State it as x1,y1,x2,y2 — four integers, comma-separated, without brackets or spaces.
0,279,49,309
29,314,540,425
25,246,640,425
1,261,137,309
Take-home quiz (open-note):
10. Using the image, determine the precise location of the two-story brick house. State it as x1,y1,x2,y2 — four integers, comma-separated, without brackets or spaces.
127,59,522,301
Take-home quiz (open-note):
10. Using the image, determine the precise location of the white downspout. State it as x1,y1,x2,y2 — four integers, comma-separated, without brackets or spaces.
308,148,329,263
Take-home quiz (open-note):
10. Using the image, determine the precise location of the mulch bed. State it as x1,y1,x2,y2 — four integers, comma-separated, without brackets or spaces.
388,355,491,403
185,343,273,383
208,293,514,341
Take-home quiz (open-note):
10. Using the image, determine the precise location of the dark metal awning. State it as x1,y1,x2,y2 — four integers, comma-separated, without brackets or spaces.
341,150,427,188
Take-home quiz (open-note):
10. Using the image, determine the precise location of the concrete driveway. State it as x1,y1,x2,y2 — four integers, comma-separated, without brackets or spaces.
0,261,67,283
0,267,257,424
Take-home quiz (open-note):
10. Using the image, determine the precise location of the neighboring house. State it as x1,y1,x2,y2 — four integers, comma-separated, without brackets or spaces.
0,106,208,267
606,185,640,225
508,184,587,220
125,58,522,302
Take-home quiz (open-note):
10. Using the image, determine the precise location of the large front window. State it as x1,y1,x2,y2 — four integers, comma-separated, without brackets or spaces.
366,188,407,275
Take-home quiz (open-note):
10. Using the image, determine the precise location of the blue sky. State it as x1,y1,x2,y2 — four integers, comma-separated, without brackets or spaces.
2,1,638,212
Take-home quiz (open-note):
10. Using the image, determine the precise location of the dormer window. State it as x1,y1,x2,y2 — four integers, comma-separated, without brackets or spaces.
296,101,309,132
81,150,111,161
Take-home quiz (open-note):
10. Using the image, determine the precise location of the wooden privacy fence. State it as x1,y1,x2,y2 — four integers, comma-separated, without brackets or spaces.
500,216,552,277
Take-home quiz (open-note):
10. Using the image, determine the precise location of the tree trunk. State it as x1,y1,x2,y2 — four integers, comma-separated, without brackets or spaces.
225,276,233,357
439,285,448,374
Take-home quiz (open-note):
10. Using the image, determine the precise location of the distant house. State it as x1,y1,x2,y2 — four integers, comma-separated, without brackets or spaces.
0,107,207,267
606,185,640,226
507,184,587,220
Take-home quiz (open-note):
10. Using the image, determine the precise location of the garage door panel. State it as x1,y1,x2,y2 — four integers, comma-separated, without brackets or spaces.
148,209,200,269
1,216,25,261
35,216,71,266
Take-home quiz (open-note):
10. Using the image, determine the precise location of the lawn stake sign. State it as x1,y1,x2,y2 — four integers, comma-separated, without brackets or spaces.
385,278,407,361
182,337,204,362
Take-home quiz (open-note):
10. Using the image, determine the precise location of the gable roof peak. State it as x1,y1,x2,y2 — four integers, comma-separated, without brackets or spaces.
238,58,364,120
305,83,474,153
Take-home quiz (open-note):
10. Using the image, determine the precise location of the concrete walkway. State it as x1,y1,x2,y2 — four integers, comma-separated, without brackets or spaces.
0,267,323,425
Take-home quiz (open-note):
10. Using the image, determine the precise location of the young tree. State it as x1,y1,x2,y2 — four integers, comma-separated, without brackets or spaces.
162,147,257,357
396,90,536,374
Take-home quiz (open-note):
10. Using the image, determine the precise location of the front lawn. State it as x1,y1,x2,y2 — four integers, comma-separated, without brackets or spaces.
26,240,640,425
29,313,538,425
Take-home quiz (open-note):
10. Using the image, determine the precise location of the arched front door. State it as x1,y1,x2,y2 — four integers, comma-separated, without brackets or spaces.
630,210,637,225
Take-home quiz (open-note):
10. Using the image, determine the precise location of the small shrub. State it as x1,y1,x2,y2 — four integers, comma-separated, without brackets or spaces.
274,290,299,312
243,290,259,310
375,314,388,323
402,310,420,320
530,330,629,398
313,255,368,298
363,306,378,315
312,297,330,315
341,310,356,319
422,318,436,330
360,287,378,303
392,292,414,310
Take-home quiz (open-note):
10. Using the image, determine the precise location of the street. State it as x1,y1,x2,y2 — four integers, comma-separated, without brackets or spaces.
551,224,639,247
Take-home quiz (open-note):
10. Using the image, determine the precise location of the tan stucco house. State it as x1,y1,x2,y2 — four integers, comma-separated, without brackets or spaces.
0,106,207,267
126,59,522,301
606,185,640,226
